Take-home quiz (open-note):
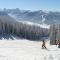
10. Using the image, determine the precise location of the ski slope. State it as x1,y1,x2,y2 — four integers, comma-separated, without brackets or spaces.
0,38,60,60
18,21,50,29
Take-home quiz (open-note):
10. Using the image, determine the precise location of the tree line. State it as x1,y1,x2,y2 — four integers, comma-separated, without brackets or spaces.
0,19,49,40
50,24,60,45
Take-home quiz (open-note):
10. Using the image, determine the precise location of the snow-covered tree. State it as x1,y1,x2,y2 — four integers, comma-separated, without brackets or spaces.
50,24,57,45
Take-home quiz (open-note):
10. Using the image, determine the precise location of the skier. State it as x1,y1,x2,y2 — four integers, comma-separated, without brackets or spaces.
42,40,46,49
56,40,60,48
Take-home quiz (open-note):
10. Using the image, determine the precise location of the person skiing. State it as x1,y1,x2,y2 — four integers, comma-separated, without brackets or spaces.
56,40,60,48
42,40,46,49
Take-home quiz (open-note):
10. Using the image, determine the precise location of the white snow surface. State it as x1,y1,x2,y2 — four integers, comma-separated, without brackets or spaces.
0,38,60,60
42,15,45,23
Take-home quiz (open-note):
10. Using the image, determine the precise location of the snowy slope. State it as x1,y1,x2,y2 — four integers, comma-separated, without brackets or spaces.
8,14,50,29
0,38,60,60
18,21,50,29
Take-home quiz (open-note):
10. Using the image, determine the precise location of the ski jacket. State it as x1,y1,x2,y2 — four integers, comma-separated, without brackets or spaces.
56,40,60,45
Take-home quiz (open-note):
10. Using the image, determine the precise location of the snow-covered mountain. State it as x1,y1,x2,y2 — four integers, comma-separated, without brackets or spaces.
1,8,60,38
1,8,60,40
3,8,60,25
0,11,49,40
0,8,60,28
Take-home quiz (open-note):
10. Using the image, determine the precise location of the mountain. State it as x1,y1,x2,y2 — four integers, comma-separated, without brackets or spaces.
1,8,60,29
3,8,60,25
0,10,49,40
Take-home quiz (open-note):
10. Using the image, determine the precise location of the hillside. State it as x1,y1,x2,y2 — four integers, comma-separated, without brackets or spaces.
0,10,49,40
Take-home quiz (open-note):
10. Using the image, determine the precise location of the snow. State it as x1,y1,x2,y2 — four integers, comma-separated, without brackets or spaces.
0,38,60,60
42,15,45,23
8,14,50,29
17,21,50,29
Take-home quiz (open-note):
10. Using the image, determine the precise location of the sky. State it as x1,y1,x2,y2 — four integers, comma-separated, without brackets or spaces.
0,0,60,11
